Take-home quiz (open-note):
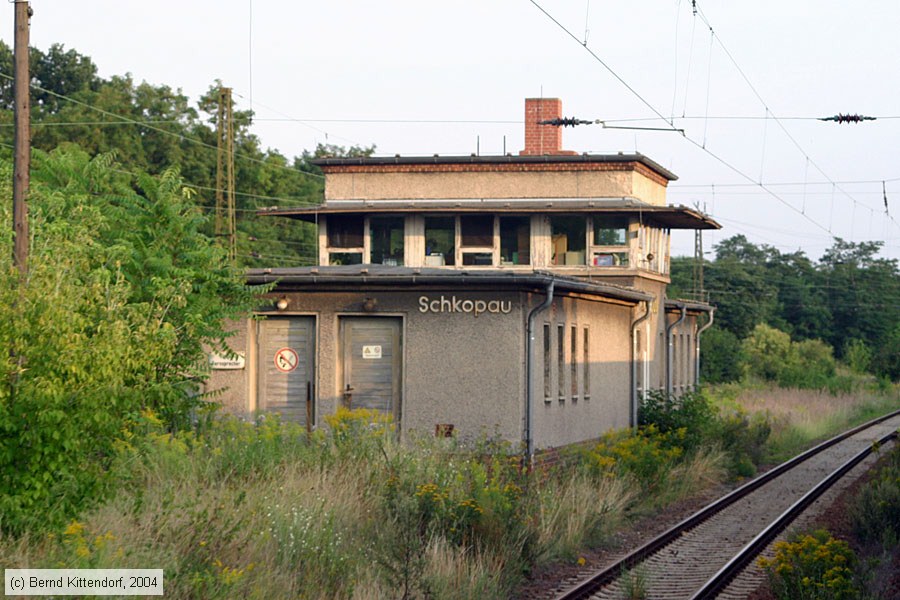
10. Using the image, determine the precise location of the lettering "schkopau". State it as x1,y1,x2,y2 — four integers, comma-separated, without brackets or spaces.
418,295,512,317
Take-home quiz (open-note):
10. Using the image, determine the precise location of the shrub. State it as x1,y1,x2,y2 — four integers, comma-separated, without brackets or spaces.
779,339,836,389
582,426,683,492
850,443,900,549
842,339,872,374
700,326,742,384
741,324,793,381
639,389,717,452
0,151,259,534
639,389,770,478
758,529,860,600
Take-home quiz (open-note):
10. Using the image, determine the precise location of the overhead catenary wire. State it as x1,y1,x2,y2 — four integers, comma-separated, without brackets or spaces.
524,0,836,238
0,70,325,182
690,2,895,230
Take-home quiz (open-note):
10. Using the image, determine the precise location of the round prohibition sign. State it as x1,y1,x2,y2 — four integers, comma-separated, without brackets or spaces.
274,347,299,373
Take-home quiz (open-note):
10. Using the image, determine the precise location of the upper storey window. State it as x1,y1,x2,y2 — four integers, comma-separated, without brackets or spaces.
327,215,364,265
591,216,630,267
593,217,628,245
326,215,405,265
369,216,405,266
500,216,530,265
425,217,455,266
551,216,587,266
424,215,531,267
460,215,494,266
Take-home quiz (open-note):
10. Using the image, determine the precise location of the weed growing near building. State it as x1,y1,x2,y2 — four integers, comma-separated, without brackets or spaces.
759,529,860,600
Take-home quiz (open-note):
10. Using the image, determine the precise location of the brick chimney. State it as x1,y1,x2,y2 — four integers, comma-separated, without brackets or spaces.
520,98,577,156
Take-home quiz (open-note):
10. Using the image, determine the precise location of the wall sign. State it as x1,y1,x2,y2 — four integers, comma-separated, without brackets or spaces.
209,351,245,370
362,345,382,360
274,347,299,373
418,295,513,317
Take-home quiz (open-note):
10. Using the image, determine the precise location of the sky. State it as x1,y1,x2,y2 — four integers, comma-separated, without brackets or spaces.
5,0,900,261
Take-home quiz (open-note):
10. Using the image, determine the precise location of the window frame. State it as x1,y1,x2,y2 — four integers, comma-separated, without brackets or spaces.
589,215,631,268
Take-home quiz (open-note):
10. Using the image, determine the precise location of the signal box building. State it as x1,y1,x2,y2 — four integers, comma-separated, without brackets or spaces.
208,98,720,457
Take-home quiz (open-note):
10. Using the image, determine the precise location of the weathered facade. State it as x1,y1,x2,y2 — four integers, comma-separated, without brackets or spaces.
207,98,720,456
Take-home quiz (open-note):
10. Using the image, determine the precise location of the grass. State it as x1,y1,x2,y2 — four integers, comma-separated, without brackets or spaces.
0,406,738,599
3,384,894,598
709,382,899,462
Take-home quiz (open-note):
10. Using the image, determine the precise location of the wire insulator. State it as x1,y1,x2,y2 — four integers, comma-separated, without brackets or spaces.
818,113,876,123
538,117,594,127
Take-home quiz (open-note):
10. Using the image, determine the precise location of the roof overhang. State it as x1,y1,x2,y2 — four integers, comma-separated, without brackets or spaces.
664,298,715,314
246,266,654,305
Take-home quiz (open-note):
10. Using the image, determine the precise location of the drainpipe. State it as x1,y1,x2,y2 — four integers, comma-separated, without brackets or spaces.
525,281,554,464
694,307,715,388
665,303,687,396
630,300,652,429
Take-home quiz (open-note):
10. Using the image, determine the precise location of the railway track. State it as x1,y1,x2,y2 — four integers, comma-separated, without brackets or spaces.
553,409,900,600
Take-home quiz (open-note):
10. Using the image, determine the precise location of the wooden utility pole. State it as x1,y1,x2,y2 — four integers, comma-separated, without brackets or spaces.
12,1,32,276
215,91,225,238
215,87,236,264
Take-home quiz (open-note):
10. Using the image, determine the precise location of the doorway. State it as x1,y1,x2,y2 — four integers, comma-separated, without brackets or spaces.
339,317,402,424
257,317,315,427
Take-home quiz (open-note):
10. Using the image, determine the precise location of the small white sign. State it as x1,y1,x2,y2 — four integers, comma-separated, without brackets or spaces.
362,345,382,360
209,352,245,370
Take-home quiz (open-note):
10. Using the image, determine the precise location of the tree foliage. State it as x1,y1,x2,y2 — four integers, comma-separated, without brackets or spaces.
0,149,260,533
672,234,900,381
0,42,336,269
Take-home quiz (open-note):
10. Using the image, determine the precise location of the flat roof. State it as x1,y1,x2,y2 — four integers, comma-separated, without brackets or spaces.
258,200,721,230
246,265,654,304
312,152,678,181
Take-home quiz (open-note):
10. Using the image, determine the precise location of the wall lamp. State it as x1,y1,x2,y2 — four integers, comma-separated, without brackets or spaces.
362,297,378,312
275,296,289,311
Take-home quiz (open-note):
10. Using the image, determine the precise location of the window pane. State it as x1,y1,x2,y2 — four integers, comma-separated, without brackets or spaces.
591,251,629,267
571,325,577,398
460,215,494,247
550,216,586,265
583,327,590,399
424,217,455,266
500,216,530,265
327,215,364,248
462,252,493,266
543,324,551,401
370,216,405,266
593,216,629,245
329,252,362,266
557,325,565,400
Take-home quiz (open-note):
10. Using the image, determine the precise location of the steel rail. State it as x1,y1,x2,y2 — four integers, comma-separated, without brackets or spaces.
554,408,900,600
690,427,898,599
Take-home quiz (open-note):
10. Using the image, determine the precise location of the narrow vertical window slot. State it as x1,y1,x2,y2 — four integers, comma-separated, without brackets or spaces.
571,325,578,401
583,327,590,400
543,323,551,403
557,324,565,402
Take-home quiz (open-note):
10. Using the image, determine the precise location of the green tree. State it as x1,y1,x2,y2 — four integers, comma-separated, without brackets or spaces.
0,148,260,533
704,236,780,339
740,323,793,381
819,239,900,366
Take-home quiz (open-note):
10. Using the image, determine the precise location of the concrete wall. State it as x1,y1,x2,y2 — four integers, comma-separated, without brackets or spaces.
208,290,526,444
206,287,650,450
203,320,253,416
529,294,635,449
324,169,667,206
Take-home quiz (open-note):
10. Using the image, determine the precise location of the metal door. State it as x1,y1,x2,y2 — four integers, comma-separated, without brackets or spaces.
257,317,315,427
340,317,402,422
